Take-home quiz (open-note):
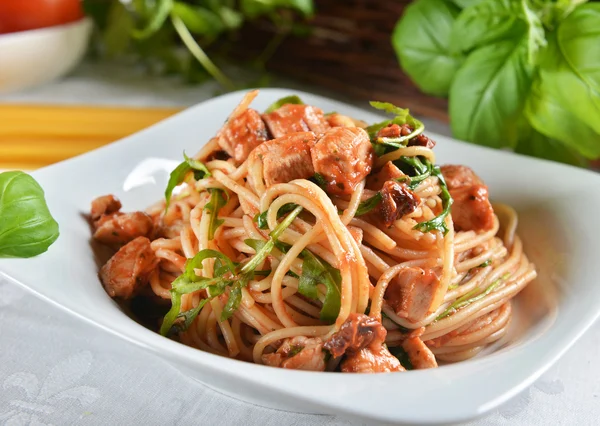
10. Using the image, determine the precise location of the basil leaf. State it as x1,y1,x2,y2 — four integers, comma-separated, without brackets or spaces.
413,165,453,235
524,5,600,159
264,95,304,114
355,193,383,216
164,153,210,211
241,0,313,19
132,0,173,39
449,37,534,149
392,0,464,97
205,189,226,240
255,203,298,230
450,0,545,61
0,171,59,258
297,250,341,323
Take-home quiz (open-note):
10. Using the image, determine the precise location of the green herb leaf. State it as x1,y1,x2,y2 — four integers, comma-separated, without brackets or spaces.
164,153,211,211
366,102,425,149
241,0,313,19
298,250,341,323
355,193,383,216
205,189,226,240
255,203,299,230
221,274,252,321
170,3,225,36
413,165,453,235
524,5,600,159
132,0,174,39
392,0,464,97
264,95,304,114
0,172,59,258
449,37,534,149
450,0,545,61
312,173,328,190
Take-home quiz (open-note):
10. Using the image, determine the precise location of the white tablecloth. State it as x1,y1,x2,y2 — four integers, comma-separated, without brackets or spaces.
1,63,598,426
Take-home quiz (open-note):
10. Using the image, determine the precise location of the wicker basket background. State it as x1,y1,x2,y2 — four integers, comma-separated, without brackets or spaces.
232,0,448,121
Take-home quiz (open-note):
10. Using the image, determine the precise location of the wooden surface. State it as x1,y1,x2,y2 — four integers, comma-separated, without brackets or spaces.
0,104,180,170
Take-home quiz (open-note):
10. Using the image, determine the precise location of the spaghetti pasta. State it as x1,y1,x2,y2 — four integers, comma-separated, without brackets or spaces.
91,91,536,373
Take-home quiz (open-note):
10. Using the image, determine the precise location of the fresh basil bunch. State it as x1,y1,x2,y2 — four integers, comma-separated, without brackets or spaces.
393,0,600,166
83,0,314,88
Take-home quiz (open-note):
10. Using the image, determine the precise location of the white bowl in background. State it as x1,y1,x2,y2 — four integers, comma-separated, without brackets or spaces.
0,18,92,95
0,89,598,425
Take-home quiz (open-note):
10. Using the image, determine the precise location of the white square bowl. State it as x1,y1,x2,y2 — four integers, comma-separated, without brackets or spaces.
1,89,599,425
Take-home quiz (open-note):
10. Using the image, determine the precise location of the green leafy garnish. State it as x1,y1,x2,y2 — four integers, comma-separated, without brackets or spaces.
478,259,492,268
164,152,211,212
311,173,328,190
413,165,453,235
355,193,383,216
205,189,227,240
297,250,342,323
264,95,304,113
396,156,434,190
366,101,425,151
0,171,60,258
255,203,299,230
436,273,510,320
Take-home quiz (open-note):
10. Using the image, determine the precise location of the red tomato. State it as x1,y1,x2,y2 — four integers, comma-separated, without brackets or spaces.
0,0,84,34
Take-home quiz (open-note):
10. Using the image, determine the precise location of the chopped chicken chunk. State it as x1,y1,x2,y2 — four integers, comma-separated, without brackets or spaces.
99,237,157,299
218,108,269,164
248,132,317,187
366,161,405,190
341,345,405,373
324,313,387,358
262,104,329,138
440,165,494,232
91,195,121,221
262,336,326,371
93,211,154,247
311,127,374,195
402,337,438,369
385,267,441,322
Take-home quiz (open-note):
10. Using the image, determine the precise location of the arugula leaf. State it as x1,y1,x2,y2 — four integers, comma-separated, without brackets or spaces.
413,165,453,235
264,95,304,113
255,203,299,230
449,36,534,149
355,193,383,216
311,173,328,190
221,275,251,321
366,102,425,151
164,153,211,212
205,189,226,240
0,172,59,258
298,250,341,323
392,0,464,97
437,273,509,320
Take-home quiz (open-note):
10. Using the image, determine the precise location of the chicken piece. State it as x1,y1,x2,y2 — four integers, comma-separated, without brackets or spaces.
262,336,326,371
311,127,374,195
99,237,157,299
366,161,406,190
218,108,269,164
385,267,441,323
262,104,330,138
402,337,438,369
248,132,317,187
440,165,494,232
378,181,420,227
347,226,363,246
91,195,121,221
326,113,355,128
375,123,436,149
93,211,154,247
341,345,405,373
324,313,387,358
